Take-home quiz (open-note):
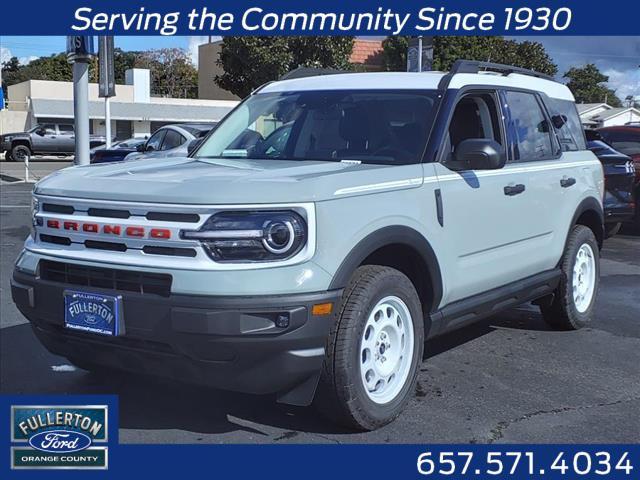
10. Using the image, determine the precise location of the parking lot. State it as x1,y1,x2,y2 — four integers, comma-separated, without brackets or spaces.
1,180,639,444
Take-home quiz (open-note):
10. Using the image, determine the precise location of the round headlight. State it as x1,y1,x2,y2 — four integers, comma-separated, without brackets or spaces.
263,220,295,254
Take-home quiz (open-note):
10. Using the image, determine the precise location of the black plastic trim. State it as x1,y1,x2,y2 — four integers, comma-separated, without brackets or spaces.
569,197,605,248
328,226,443,314
429,269,561,337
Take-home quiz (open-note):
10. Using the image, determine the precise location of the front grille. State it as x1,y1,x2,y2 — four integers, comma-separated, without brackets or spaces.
42,203,74,214
146,212,200,223
87,207,130,219
40,260,172,297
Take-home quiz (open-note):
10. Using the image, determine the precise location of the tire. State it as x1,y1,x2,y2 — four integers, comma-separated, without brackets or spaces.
11,144,31,163
541,225,600,330
3,151,14,162
314,265,424,431
605,222,622,238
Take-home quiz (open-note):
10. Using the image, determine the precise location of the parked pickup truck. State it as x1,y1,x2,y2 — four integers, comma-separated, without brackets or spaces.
1,123,106,161
12,61,604,431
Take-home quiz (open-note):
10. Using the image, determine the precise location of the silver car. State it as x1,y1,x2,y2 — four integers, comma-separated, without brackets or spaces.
124,123,216,161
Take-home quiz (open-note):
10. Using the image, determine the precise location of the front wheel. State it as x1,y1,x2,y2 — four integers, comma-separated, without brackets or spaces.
541,225,600,330
315,265,424,431
11,144,31,163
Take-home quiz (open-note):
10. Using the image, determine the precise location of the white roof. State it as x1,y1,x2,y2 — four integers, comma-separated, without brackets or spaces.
591,107,640,121
577,103,609,114
260,71,574,101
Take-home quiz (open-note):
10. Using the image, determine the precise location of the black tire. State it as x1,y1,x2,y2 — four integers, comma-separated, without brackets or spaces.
605,222,622,238
314,265,424,431
541,225,600,330
3,151,14,162
11,144,31,163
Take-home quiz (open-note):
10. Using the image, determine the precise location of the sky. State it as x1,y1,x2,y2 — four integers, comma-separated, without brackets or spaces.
1,35,638,101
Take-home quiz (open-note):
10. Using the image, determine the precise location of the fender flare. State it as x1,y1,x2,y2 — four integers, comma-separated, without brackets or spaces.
569,196,604,248
328,225,443,313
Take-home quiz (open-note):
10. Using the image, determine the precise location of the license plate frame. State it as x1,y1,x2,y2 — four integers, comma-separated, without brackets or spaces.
64,290,123,336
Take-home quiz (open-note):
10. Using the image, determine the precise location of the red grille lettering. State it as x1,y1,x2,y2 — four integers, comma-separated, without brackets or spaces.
150,228,171,239
82,223,99,233
125,226,145,237
103,225,122,236
47,220,60,229
63,221,79,231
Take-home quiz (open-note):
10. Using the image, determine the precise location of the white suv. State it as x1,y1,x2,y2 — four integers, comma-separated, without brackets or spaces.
12,60,604,431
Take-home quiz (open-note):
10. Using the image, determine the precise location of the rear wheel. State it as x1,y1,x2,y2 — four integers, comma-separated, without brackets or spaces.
315,265,424,431
541,225,599,330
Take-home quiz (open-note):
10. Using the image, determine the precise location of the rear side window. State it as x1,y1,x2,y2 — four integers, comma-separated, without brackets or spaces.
59,124,74,134
547,99,586,151
504,91,555,161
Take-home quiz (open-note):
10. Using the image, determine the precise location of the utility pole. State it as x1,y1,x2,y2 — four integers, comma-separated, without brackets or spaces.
67,36,96,165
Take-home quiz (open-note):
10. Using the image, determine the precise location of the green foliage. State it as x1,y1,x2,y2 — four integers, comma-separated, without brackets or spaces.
382,36,557,77
215,37,354,98
136,48,198,98
564,64,622,107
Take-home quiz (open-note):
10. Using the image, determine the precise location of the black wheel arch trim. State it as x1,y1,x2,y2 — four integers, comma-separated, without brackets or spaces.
570,196,605,248
328,225,443,314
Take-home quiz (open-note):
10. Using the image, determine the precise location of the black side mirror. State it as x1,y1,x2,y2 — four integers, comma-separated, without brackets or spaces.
36,128,45,136
187,138,203,156
449,139,505,171
136,143,146,152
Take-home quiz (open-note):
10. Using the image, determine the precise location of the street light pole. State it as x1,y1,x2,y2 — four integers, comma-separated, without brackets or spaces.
72,60,90,165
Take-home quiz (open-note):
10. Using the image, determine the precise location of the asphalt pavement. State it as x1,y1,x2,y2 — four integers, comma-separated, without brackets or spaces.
1,182,639,444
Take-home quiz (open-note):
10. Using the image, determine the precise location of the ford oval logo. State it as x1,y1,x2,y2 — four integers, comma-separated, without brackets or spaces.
28,430,92,453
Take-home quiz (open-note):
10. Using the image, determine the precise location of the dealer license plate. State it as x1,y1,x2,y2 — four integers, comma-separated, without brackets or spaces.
64,290,121,336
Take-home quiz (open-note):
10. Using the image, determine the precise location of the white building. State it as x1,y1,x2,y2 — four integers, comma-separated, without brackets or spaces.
1,69,238,138
577,103,640,128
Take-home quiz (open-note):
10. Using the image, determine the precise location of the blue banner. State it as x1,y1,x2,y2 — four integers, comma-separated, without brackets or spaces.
1,0,639,35
1,395,639,479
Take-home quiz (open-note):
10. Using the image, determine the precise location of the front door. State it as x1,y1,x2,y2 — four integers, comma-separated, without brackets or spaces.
433,90,549,305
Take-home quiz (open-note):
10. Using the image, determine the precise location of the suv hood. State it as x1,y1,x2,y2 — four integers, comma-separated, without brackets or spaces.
35,157,424,204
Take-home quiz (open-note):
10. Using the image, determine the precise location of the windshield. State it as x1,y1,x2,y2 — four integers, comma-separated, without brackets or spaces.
195,90,439,165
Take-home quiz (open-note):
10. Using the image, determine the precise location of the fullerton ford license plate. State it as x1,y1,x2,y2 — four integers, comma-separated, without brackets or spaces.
64,290,122,336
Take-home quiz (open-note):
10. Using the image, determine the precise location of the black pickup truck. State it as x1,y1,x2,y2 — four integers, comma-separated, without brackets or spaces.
1,123,106,161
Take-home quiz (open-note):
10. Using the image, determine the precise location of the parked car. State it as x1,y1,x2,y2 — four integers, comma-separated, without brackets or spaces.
90,138,147,164
596,126,640,228
13,61,605,431
1,123,106,162
124,123,216,162
585,131,635,237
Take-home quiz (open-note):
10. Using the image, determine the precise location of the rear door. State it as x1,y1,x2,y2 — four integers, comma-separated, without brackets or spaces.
57,124,75,153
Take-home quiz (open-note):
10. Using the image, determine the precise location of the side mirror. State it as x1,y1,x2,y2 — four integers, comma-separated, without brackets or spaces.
36,128,45,136
145,145,155,152
136,143,146,152
449,139,505,171
187,138,203,156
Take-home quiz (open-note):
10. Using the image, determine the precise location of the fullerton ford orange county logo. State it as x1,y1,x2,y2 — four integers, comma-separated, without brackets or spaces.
11,405,108,469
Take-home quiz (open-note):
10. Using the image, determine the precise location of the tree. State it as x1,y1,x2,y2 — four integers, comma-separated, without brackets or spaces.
382,36,557,77
563,64,622,107
136,48,198,98
215,37,354,98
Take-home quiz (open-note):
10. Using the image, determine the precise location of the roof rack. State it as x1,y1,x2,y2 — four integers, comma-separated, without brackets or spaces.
450,60,555,81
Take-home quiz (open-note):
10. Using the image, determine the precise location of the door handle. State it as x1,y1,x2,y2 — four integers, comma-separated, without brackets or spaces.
504,184,526,196
560,177,576,188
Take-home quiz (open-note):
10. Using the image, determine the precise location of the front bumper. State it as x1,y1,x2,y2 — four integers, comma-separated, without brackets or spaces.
12,269,341,405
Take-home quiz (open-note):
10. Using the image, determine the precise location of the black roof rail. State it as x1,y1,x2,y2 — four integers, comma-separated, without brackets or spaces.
450,59,555,81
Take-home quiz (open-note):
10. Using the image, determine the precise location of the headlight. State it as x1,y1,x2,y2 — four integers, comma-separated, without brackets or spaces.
181,211,307,262
31,196,41,236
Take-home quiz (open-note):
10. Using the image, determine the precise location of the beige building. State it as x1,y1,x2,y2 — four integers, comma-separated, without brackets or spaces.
198,42,240,101
2,69,238,138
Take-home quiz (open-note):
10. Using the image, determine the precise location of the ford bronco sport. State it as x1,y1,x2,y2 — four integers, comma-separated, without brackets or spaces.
12,61,604,431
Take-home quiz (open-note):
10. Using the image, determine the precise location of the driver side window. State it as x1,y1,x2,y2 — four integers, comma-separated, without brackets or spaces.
444,92,503,162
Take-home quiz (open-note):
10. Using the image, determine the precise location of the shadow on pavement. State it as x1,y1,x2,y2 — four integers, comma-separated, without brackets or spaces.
1,306,553,437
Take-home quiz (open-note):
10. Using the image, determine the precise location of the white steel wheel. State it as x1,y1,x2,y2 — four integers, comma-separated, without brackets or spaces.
573,243,596,313
359,296,415,404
